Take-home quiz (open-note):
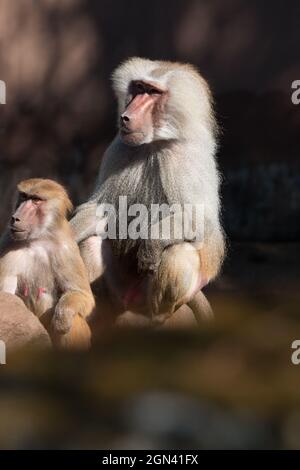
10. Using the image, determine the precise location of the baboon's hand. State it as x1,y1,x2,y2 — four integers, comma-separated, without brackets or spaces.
137,241,162,273
52,306,76,334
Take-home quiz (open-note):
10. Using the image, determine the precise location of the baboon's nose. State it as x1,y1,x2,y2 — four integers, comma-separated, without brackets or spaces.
120,114,130,125
11,216,20,225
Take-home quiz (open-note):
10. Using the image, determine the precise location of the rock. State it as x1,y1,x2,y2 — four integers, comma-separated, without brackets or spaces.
0,292,51,351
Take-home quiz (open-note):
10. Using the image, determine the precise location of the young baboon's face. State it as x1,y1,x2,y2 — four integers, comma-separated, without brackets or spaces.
10,192,47,241
10,179,72,241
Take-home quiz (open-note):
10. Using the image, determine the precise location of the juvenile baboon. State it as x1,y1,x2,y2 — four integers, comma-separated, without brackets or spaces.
0,179,95,348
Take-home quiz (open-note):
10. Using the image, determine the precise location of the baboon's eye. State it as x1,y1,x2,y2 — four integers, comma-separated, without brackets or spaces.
135,82,145,94
31,195,44,205
148,87,162,95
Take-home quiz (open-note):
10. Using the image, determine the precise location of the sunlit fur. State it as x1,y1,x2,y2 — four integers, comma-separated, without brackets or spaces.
0,179,95,349
100,58,224,276
71,58,225,323
112,57,217,142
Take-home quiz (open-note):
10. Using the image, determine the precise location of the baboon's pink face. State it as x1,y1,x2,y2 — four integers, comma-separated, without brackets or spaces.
119,80,167,146
10,192,46,241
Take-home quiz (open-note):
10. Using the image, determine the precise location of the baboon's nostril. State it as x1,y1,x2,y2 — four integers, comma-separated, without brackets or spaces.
121,114,130,123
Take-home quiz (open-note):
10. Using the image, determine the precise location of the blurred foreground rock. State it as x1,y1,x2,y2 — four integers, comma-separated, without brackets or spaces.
0,243,299,449
0,293,300,449
0,292,50,350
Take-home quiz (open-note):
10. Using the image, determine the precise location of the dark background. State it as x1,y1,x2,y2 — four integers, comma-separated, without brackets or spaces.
0,0,299,240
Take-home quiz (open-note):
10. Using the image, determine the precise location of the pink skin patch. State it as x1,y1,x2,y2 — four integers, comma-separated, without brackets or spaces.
37,287,46,300
23,286,29,297
23,285,46,300
123,282,142,308
18,200,38,225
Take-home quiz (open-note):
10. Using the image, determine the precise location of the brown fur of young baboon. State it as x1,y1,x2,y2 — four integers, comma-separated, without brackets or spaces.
0,178,95,349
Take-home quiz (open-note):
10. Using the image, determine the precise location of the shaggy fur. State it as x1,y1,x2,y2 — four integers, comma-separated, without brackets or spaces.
71,58,225,322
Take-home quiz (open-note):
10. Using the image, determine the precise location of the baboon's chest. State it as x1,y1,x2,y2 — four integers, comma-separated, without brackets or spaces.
15,247,56,316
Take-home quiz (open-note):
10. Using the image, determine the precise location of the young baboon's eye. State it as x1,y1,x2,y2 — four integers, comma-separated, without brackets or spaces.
31,196,43,205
